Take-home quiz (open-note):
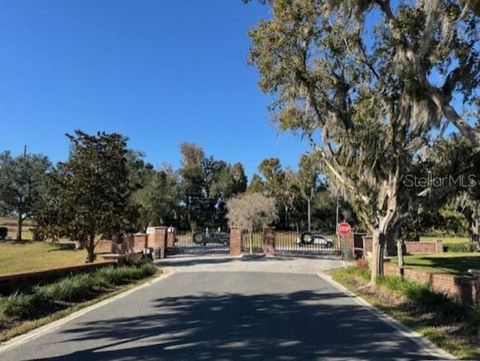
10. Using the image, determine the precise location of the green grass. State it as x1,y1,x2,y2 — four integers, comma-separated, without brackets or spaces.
0,241,107,276
0,216,35,241
391,253,480,275
331,267,480,359
420,236,470,244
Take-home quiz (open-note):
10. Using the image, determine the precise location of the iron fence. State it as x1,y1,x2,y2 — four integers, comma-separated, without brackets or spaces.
241,231,340,256
174,231,230,255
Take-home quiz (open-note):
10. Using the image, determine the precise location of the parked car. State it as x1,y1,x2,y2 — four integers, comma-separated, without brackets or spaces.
296,232,334,248
193,229,229,246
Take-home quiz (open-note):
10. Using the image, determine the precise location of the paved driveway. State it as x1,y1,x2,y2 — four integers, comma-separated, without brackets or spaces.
0,255,448,360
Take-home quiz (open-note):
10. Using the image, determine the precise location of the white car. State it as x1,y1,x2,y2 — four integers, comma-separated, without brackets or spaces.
295,232,334,247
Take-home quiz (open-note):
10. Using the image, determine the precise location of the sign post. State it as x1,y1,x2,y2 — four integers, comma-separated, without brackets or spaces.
337,221,352,266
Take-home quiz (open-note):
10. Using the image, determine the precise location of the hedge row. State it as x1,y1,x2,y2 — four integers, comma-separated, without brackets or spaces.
444,242,477,253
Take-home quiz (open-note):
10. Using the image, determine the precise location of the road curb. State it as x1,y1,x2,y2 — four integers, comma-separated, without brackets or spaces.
317,272,456,360
0,266,175,354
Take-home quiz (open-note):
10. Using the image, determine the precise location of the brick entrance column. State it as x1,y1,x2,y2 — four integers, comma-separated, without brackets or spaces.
263,227,276,256
342,232,354,260
166,227,176,255
147,226,167,259
133,233,148,252
230,228,242,256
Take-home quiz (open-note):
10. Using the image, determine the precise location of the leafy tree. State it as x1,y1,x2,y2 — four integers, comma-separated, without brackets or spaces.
179,143,206,230
258,158,298,229
298,153,322,231
247,0,480,283
179,143,248,230
48,131,137,262
0,150,50,240
247,174,265,194
421,137,480,244
133,166,181,229
226,192,278,254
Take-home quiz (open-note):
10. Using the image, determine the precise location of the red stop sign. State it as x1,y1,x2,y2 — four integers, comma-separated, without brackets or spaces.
337,222,352,236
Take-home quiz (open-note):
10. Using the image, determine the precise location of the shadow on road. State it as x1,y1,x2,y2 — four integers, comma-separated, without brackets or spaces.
32,288,438,361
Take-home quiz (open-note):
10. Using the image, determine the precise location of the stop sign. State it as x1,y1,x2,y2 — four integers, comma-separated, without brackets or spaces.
337,222,352,236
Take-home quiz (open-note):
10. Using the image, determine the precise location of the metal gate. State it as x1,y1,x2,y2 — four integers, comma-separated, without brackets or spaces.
174,231,230,255
241,231,340,256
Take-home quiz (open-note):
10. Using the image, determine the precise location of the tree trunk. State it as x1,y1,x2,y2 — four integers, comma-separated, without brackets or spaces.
470,218,479,245
307,198,311,232
86,234,96,263
397,239,405,277
370,230,385,285
16,214,23,241
284,205,289,230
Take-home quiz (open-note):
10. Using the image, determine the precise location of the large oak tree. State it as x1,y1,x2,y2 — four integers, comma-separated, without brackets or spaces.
249,0,479,283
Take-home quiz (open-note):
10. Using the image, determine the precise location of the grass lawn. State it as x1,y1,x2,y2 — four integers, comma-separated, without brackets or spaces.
390,253,480,275
0,217,35,241
420,235,470,244
0,241,104,276
332,267,480,359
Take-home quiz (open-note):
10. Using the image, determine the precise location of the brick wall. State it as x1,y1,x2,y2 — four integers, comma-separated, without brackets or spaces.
96,240,113,253
362,236,443,255
384,263,478,305
404,240,443,254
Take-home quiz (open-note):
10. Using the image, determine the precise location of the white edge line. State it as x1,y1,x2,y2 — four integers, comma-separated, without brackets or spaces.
317,272,456,360
0,267,175,354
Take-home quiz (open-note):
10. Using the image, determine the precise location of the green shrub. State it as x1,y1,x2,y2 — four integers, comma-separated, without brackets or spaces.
43,274,95,302
378,275,472,323
93,263,157,286
0,263,158,321
443,242,475,253
0,287,51,320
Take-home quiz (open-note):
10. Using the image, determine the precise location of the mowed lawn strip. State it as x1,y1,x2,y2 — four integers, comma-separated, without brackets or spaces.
390,253,480,275
331,267,480,360
420,236,470,244
0,241,104,276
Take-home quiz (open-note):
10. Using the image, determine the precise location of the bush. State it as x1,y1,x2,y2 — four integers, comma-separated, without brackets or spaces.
95,263,157,286
0,287,51,320
0,227,8,240
443,242,475,253
43,274,95,302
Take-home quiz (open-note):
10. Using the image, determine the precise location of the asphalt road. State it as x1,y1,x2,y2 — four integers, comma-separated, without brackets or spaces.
0,256,446,361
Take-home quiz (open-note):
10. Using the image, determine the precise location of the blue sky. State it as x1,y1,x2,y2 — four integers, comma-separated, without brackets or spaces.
0,0,309,177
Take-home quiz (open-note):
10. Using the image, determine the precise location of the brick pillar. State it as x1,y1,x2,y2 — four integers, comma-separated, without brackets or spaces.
469,270,480,306
230,228,242,256
435,239,444,253
123,233,134,254
263,227,276,256
166,227,176,255
147,226,167,259
133,233,148,252
342,232,354,260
